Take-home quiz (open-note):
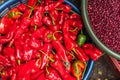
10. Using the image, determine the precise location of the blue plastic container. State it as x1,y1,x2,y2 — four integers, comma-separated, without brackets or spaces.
0,0,94,80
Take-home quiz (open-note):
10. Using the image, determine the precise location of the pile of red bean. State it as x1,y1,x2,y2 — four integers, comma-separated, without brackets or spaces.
88,0,120,53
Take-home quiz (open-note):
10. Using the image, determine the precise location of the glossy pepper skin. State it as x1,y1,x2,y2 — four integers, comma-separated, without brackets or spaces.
17,3,27,12
30,69,44,80
3,46,16,66
22,43,33,61
46,67,62,80
52,40,70,70
57,4,72,13
82,43,102,60
14,41,24,64
29,37,43,50
40,43,53,69
43,29,53,43
0,16,13,34
70,13,82,21
31,6,44,27
44,0,63,11
73,47,89,62
42,16,53,27
50,57,76,80
0,31,14,44
28,0,38,6
17,59,41,80
14,17,31,40
0,54,11,67
50,9,59,22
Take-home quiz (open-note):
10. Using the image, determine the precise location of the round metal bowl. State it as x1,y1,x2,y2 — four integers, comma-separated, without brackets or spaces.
81,0,120,60
0,0,94,80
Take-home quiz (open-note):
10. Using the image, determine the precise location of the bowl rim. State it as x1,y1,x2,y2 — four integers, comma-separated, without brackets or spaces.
0,0,94,80
81,0,120,60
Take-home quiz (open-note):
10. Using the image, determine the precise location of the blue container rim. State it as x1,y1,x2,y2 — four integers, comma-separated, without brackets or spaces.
0,0,94,80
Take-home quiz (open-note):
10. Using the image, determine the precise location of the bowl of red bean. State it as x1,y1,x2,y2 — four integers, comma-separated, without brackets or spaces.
81,0,120,60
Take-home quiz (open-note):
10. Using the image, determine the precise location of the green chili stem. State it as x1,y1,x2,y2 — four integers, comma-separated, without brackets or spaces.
39,50,55,62
69,27,78,32
52,30,62,41
34,25,37,31
17,59,21,65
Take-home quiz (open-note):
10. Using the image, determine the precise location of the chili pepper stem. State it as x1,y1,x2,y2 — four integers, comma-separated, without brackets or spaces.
77,76,80,80
72,48,77,54
70,10,78,14
69,27,78,32
82,62,87,79
34,25,37,31
0,72,5,76
9,39,14,47
67,51,76,59
46,63,50,75
39,50,55,62
52,31,62,40
17,59,21,65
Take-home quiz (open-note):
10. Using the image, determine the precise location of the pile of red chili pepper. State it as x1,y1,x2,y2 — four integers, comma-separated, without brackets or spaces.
0,0,102,80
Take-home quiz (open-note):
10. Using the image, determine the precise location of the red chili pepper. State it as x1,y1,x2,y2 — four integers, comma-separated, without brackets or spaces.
69,33,77,41
17,59,41,79
37,72,47,80
0,54,11,67
57,12,70,25
43,29,53,43
31,6,44,27
22,8,33,18
0,16,13,34
44,0,63,11
17,3,27,12
0,31,14,44
70,13,82,21
57,12,65,25
0,69,9,80
42,16,53,26
28,0,38,6
57,4,72,13
8,66,19,80
22,43,33,61
3,46,16,66
49,24,61,31
63,19,82,35
40,43,53,69
46,67,62,80
32,26,46,39
52,30,63,41
14,41,24,64
29,37,43,50
50,9,59,22
64,35,78,51
82,43,102,60
31,69,44,80
14,17,31,40
50,58,76,80
52,40,70,70
73,47,89,62
45,0,54,5
0,44,2,52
